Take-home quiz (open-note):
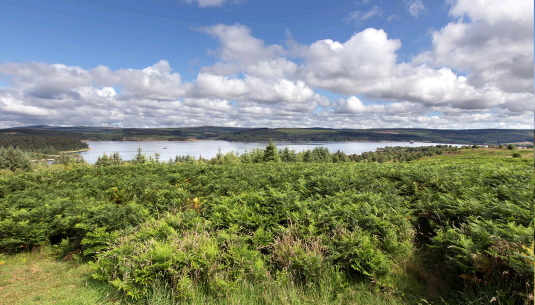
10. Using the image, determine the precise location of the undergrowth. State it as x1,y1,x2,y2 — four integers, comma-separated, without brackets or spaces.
0,156,533,304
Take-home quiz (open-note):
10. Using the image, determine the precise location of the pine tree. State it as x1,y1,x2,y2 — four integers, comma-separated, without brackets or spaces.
132,146,147,165
263,139,280,162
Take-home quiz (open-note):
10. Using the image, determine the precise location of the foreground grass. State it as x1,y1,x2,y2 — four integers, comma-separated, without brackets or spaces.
0,247,118,305
0,248,418,305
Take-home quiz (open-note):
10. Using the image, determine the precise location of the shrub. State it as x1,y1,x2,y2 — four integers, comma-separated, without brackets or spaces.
271,229,326,287
0,146,31,172
90,215,269,301
512,152,522,158
327,228,391,280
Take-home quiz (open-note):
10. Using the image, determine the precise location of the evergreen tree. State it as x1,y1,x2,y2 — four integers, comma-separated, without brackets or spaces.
240,149,253,163
131,146,147,165
263,140,280,162
302,150,313,162
95,153,111,167
280,147,299,162
55,152,75,165
333,149,349,162
111,152,123,165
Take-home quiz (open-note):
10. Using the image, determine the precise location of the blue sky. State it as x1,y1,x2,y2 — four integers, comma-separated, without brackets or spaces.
0,0,449,73
0,0,532,129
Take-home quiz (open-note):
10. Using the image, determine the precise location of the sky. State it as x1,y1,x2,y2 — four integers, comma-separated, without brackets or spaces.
0,0,533,129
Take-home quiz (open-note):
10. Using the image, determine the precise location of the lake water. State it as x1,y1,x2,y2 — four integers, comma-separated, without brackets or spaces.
78,141,463,164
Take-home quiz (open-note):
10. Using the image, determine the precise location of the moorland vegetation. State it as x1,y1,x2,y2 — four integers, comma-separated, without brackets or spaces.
0,143,533,304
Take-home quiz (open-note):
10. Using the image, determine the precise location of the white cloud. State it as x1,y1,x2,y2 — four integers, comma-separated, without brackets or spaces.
414,0,534,93
406,0,427,18
347,6,383,25
187,73,328,106
355,0,375,4
387,14,399,22
181,0,241,8
335,96,385,113
0,5,533,130
0,94,51,117
90,60,184,101
199,24,284,66
190,73,247,99
296,28,401,93
449,0,531,25
182,98,233,112
363,64,512,110
0,62,90,100
198,24,297,79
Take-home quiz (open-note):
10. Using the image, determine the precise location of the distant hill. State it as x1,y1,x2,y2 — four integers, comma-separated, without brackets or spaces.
1,126,533,145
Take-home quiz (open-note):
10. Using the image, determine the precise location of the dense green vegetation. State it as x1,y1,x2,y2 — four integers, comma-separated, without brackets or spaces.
172,144,533,165
2,125,533,145
0,147,32,172
218,128,534,145
0,136,88,154
0,146,533,304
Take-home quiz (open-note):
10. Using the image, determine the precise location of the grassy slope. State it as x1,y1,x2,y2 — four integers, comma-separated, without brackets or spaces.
0,250,409,305
415,147,534,164
0,247,117,305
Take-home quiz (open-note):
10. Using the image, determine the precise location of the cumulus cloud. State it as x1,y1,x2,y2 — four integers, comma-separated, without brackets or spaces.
334,97,425,115
0,62,90,100
414,0,534,93
0,60,331,128
182,98,233,112
335,96,385,113
296,28,401,93
91,60,184,101
199,24,296,79
199,24,284,66
186,73,329,106
0,1,532,129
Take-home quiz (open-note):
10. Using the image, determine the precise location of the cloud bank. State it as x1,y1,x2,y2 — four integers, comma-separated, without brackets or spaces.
0,0,532,129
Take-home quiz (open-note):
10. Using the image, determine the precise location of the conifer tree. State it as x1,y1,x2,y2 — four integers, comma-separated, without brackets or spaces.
263,139,280,162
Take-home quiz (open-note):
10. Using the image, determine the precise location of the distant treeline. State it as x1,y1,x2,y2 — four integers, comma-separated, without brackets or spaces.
0,143,465,171
167,143,464,165
1,126,533,145
219,128,534,145
0,143,460,168
0,137,88,154
218,129,414,143
88,143,468,167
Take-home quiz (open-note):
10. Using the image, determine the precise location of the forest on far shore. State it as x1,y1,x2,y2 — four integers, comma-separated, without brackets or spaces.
1,125,533,145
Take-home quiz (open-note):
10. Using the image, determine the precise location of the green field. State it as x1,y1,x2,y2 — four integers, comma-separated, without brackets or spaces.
0,148,533,304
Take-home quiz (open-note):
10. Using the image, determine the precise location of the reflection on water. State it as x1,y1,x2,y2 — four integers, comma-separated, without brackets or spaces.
78,141,462,164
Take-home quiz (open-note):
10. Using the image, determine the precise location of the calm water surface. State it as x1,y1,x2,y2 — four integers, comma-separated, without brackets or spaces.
79,141,462,164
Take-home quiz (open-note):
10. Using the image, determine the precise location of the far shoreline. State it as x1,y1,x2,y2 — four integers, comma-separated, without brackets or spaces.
82,139,460,145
